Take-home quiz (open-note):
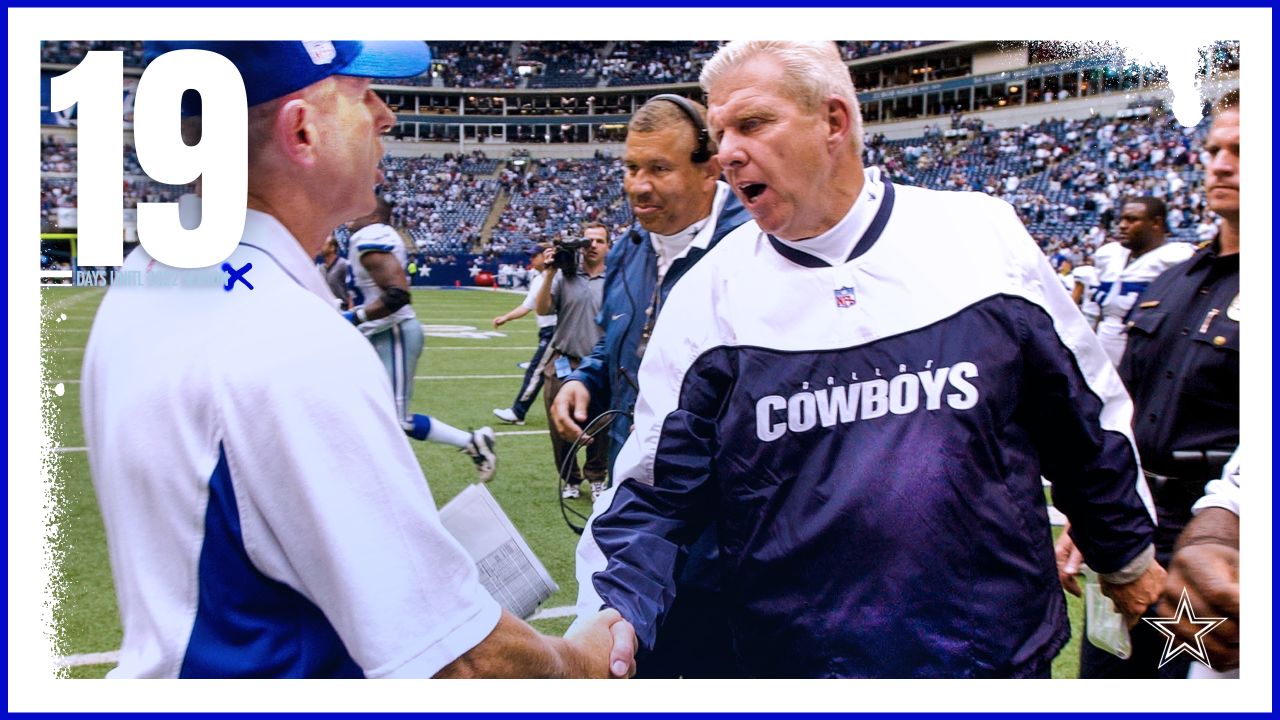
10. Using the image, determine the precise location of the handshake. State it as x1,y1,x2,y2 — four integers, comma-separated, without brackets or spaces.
560,608,638,679
435,608,636,679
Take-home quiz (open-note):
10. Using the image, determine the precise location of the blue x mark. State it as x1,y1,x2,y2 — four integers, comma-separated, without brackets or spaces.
222,262,254,292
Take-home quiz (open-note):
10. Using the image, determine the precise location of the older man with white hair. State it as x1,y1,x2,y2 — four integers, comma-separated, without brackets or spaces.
583,40,1163,678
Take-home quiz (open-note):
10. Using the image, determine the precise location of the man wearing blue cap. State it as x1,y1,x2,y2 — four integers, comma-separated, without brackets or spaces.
82,41,634,679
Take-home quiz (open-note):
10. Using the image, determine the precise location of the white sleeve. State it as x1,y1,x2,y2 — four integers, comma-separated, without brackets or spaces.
1193,447,1241,517
218,317,500,678
610,266,721,488
521,272,544,312
350,225,401,258
566,484,618,634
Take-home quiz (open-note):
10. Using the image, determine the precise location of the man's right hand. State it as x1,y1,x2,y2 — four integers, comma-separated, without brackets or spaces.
552,380,592,443
562,608,636,678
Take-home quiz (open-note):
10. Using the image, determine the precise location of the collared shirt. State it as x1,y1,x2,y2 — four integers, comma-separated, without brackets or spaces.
82,210,500,678
650,181,731,284
549,268,606,358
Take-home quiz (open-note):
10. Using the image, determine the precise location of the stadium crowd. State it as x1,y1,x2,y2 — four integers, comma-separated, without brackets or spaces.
40,40,948,92
40,101,1219,271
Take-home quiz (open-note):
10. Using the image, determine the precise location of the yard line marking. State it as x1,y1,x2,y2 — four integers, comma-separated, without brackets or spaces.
53,377,525,384
528,605,578,621
40,288,105,315
56,650,120,669
51,432,545,452
426,346,536,351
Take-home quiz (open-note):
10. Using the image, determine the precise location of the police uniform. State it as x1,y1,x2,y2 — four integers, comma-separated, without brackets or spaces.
82,210,501,677
587,170,1156,677
349,222,422,430
1077,240,1240,679
1120,239,1239,562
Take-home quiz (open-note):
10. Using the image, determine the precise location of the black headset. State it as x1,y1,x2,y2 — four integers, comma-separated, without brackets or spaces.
644,93,713,164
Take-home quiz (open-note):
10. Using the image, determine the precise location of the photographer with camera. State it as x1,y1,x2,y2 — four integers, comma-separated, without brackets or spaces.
535,223,612,500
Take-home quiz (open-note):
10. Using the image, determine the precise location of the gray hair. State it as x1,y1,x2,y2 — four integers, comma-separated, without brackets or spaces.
700,41,864,156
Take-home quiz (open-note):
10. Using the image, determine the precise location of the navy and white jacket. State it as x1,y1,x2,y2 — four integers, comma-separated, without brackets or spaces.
566,182,753,455
590,175,1156,678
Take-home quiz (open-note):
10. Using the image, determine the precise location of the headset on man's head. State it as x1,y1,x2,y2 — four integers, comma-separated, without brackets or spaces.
644,94,713,164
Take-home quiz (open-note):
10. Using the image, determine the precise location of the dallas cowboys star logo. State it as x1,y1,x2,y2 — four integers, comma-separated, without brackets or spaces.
1143,588,1228,668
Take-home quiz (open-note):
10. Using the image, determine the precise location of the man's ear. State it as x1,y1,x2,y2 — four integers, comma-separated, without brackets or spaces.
825,96,853,150
273,98,320,168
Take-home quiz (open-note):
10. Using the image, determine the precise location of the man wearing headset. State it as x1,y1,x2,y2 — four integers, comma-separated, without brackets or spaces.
554,95,753,677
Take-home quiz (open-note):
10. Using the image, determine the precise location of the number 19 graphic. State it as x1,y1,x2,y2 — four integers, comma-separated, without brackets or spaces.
50,49,250,269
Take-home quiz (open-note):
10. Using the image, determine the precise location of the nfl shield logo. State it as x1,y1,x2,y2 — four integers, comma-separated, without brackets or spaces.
833,286,856,308
302,41,338,66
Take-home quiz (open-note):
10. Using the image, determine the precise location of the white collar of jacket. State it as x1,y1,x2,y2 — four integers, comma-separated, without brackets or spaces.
774,167,886,266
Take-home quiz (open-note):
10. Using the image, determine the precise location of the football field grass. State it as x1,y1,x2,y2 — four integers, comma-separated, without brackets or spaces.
39,285,1083,679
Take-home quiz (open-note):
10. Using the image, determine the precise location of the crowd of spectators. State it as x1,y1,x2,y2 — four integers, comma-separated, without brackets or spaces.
432,41,517,89
866,102,1217,264
41,140,171,177
522,41,606,89
41,136,76,173
41,40,145,66
381,150,502,255
38,69,1224,280
839,40,939,60
604,42,709,87
488,156,628,254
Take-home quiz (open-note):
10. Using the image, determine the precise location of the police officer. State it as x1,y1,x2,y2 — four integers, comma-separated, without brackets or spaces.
1062,90,1240,679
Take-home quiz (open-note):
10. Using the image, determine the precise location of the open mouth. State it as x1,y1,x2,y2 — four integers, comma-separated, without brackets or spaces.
738,183,767,202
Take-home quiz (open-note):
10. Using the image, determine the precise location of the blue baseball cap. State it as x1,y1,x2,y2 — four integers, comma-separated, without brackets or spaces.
143,41,432,115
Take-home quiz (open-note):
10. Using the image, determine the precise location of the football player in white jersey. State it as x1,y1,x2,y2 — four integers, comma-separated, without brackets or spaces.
1093,197,1195,365
346,197,497,481
1071,252,1102,326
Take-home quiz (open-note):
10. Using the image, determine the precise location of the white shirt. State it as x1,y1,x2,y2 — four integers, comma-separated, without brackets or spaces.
1193,447,1240,517
82,210,500,678
521,270,558,328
